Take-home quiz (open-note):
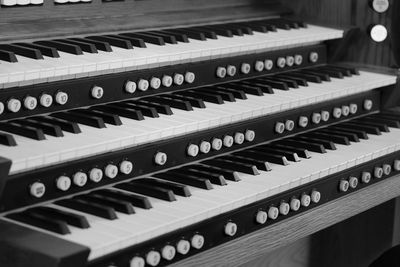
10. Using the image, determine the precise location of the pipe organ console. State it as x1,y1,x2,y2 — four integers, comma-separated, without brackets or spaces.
0,0,399,267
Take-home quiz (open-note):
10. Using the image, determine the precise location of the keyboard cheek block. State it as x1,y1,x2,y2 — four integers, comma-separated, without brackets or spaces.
0,90,380,212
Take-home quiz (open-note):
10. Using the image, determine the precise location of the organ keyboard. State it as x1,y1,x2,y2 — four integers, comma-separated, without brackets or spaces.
0,1,399,267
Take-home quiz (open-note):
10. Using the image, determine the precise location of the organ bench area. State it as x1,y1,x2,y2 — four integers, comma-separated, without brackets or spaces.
0,0,400,267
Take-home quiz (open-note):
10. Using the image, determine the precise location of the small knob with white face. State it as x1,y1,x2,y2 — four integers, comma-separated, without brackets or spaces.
161,245,176,261
146,251,161,267
255,210,268,224
89,168,103,183
105,164,118,179
91,86,104,99
290,198,301,211
73,172,88,187
150,77,161,89
275,122,285,134
285,120,295,131
55,92,68,105
286,56,295,67
212,138,223,151
130,256,145,267
30,182,46,198
24,96,38,110
241,63,251,74
301,194,311,207
311,190,321,203
244,130,256,142
7,98,21,113
321,111,330,122
184,72,196,84
298,116,309,128
341,105,350,117
56,176,71,191
349,103,358,114
312,113,322,124
363,99,373,110
254,61,265,72
383,164,392,175
162,75,173,87
0,102,4,115
349,176,359,189
279,202,290,215
154,152,167,166
137,79,149,91
125,81,137,94
370,24,388,42
294,55,303,65
120,160,133,175
333,108,342,119
224,222,238,236
187,144,199,157
191,234,205,249
234,132,245,145
226,65,237,77
264,59,274,70
361,172,372,183
216,67,227,78
176,240,190,255
339,180,350,192
394,160,400,171
309,52,319,63
199,141,211,154
173,73,185,85
223,135,234,148
268,206,279,220
277,57,286,68
374,167,384,178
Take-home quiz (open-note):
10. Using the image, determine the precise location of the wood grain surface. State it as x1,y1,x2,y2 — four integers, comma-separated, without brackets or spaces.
169,174,400,267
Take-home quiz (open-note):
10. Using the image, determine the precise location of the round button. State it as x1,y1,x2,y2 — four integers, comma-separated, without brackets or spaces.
173,73,184,85
279,202,290,215
285,120,295,131
154,152,167,166
162,75,173,87
0,102,4,115
234,132,245,145
276,57,286,68
125,81,137,94
187,144,199,157
361,172,372,183
73,172,88,187
286,56,295,67
244,130,256,142
383,164,391,175
130,256,145,267
371,0,390,13
191,234,205,249
275,122,285,134
161,245,176,260
105,164,118,179
349,103,358,114
301,194,311,207
321,111,330,122
298,116,308,128
7,98,21,113
264,59,274,70
185,72,196,84
254,61,264,72
24,96,37,110
199,141,211,154
30,182,46,198
150,77,161,89
370,24,388,42
224,222,238,236
40,94,53,107
216,67,227,78
374,167,384,178
311,190,321,203
176,240,190,255
290,198,301,211
332,107,342,119
146,251,161,267
91,86,104,99
268,206,279,220
212,138,223,150
223,135,234,147
312,113,322,124
55,92,68,105
89,168,103,183
342,106,350,116
226,65,237,77
339,180,350,192
137,79,149,91
394,160,400,171
349,176,359,189
241,63,251,74
309,52,319,63
363,99,373,110
120,160,133,175
294,55,303,65
56,176,71,191
255,210,268,224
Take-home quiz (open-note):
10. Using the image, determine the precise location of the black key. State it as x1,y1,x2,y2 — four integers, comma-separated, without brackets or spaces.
329,126,369,139
225,23,253,34
197,88,236,102
120,102,159,118
321,66,352,77
221,155,272,172
213,86,247,99
56,39,98,53
77,194,135,214
276,74,308,86
0,122,45,140
163,29,205,41
203,159,260,175
267,77,299,88
91,105,144,121
156,30,189,42
266,18,291,30
96,189,152,209
71,109,122,126
313,68,344,79
0,132,17,146
171,169,227,186
277,139,326,153
148,31,180,44
317,129,360,142
133,100,173,115
167,94,206,108
351,120,390,132
179,90,224,104
268,144,312,159
213,25,243,36
249,21,277,31
195,26,233,37
145,96,193,111
292,136,337,150
35,40,83,55
234,150,289,165
331,65,360,75
15,119,64,137
365,115,400,128
7,211,70,235
302,132,350,145
0,49,17,62
30,206,90,229
113,34,146,48
340,122,381,135
255,78,289,90
122,33,165,45
239,22,268,33
0,44,43,60
278,18,301,29
183,28,218,39
238,81,274,94
299,70,331,81
52,112,106,129
31,116,81,134
220,83,264,96
254,146,301,162
86,36,133,49
16,43,60,58
137,178,192,197
116,182,176,202
71,38,113,52
288,72,322,83
56,198,118,220
154,171,213,190
185,164,241,182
